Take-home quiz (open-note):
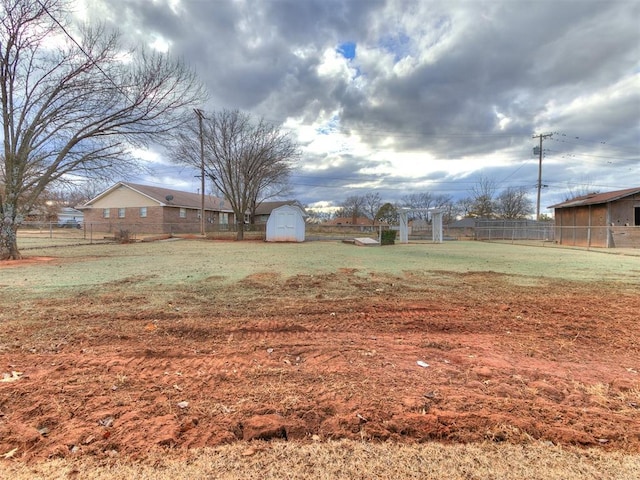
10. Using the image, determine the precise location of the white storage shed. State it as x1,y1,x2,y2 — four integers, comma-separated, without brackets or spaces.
265,205,306,242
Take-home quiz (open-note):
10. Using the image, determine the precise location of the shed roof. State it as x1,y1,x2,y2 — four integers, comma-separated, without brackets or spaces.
254,200,305,215
548,187,640,209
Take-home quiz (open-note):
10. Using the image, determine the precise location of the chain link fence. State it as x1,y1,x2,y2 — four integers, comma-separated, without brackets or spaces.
474,220,555,243
17,221,269,249
464,220,639,249
17,220,639,250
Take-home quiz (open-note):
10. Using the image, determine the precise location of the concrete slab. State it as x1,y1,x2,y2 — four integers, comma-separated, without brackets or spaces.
354,237,380,246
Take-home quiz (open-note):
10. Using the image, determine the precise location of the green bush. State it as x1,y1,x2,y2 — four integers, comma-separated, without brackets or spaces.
381,229,396,245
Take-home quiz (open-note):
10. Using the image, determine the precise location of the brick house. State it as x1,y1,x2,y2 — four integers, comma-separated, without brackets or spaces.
78,182,235,234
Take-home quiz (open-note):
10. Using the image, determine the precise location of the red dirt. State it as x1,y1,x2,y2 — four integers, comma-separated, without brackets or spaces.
0,271,638,461
0,257,56,268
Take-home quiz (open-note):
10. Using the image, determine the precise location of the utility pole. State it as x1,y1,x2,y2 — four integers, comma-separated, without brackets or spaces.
194,109,205,235
532,132,552,221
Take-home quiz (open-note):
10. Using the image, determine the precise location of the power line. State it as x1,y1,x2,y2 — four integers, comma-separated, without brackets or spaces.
550,132,638,153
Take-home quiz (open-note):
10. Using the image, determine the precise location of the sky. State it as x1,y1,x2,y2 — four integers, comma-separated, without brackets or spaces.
74,0,639,215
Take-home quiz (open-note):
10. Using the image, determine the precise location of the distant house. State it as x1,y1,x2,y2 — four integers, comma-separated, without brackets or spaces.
549,187,640,248
325,217,381,226
253,200,306,224
78,182,235,234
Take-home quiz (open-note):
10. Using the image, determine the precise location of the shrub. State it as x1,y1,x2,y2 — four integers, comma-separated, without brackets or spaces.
381,229,396,245
116,229,133,244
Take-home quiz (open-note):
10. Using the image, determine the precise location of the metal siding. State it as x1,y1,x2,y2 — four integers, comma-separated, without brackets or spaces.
555,198,639,247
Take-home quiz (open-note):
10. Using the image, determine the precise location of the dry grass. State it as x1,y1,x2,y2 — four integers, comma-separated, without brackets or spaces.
2,441,639,480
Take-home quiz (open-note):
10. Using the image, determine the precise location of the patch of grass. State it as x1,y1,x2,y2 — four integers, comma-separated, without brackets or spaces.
2,441,639,480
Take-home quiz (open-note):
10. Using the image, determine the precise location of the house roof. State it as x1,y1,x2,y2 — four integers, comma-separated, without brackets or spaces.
60,207,84,216
548,187,640,209
80,182,233,212
254,200,305,216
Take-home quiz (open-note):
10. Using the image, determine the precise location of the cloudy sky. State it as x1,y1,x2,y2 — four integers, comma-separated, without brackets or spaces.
75,0,639,215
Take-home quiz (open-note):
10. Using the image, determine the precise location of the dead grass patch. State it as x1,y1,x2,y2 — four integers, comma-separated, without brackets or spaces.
2,441,639,480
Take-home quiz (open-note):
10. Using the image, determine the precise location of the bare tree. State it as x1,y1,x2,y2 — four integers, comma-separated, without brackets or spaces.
467,176,497,218
564,181,599,201
175,109,298,240
304,208,331,224
496,186,533,219
49,180,109,208
362,192,382,225
335,195,367,224
432,194,457,224
0,0,204,259
400,193,433,221
456,197,473,218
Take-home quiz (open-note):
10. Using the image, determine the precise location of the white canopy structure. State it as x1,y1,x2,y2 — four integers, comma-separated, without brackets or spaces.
398,208,444,244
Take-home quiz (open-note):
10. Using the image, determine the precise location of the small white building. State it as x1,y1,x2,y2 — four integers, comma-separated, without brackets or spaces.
265,205,306,242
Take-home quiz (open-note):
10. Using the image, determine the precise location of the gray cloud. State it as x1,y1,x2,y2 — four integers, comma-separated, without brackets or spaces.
79,0,640,213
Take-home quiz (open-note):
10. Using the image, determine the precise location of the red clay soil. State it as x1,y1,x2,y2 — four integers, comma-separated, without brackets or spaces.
0,257,55,268
0,270,638,461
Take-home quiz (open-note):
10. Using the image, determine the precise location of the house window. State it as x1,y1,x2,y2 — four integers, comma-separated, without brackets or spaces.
139,207,147,218
179,208,186,218
118,208,125,218
635,207,640,226
220,213,228,225
103,208,110,219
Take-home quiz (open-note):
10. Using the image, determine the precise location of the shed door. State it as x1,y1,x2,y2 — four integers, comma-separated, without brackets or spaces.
275,211,295,240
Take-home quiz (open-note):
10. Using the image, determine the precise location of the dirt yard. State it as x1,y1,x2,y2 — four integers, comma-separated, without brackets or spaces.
1,246,638,464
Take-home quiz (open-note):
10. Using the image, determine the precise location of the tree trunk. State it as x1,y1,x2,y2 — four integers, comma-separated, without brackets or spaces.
236,221,245,240
0,219,22,260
